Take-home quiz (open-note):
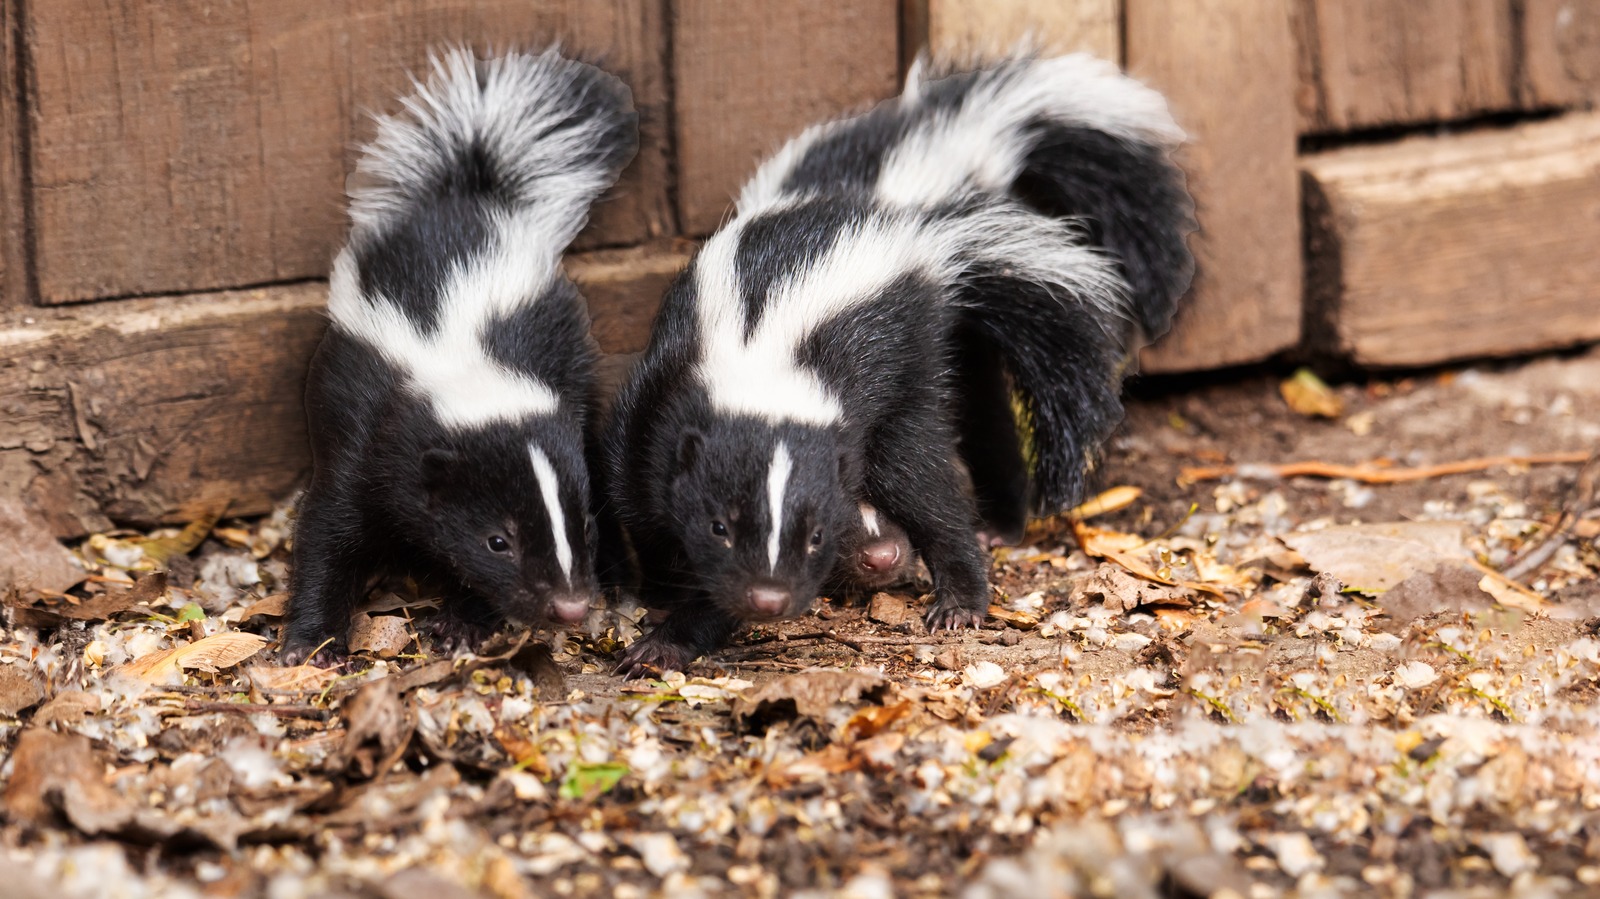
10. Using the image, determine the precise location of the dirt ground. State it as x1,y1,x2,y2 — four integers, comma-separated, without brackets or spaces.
2,347,1598,899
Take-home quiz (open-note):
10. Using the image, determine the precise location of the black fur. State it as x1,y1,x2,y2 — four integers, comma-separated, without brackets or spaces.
605,55,1194,674
283,49,637,664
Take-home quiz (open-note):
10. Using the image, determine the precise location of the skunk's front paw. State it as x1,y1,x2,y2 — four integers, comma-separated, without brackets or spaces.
422,611,495,657
615,630,700,680
279,637,350,669
924,596,986,632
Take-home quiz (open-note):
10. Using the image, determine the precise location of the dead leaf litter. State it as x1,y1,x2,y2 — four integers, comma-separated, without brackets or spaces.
0,349,1598,897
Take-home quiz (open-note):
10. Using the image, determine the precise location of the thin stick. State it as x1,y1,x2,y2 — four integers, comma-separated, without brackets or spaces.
1181,452,1591,485
182,700,328,719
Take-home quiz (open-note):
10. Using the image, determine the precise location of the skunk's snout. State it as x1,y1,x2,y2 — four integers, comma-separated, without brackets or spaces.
859,539,902,573
549,592,592,624
745,585,791,618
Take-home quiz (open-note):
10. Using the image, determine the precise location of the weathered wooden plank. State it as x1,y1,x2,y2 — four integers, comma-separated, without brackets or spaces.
0,0,27,307
0,284,327,538
1520,0,1600,109
902,0,1121,66
1302,113,1600,368
0,240,692,538
1127,1,1302,373
569,241,692,355
1293,0,1517,134
24,0,671,305
671,1,900,236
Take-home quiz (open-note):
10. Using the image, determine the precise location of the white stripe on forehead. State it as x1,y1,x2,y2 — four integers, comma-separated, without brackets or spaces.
766,442,793,574
692,213,930,427
859,503,881,537
527,444,572,586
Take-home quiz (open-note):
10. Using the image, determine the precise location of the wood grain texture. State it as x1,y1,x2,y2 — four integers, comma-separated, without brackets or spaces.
0,284,327,538
0,0,27,307
1302,113,1600,368
671,1,901,236
1520,0,1600,108
569,240,692,355
1293,0,1517,134
902,0,1121,65
23,0,671,305
1127,1,1302,373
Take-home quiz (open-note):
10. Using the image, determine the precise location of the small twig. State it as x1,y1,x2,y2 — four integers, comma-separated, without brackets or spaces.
1181,452,1591,486
1502,449,1600,581
182,700,328,719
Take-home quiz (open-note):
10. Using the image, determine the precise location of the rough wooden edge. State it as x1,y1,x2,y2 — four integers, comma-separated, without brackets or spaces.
1300,113,1600,368
0,284,329,538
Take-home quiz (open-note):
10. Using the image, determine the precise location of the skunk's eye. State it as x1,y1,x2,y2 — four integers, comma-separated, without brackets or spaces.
809,528,824,548
710,520,729,538
486,535,511,554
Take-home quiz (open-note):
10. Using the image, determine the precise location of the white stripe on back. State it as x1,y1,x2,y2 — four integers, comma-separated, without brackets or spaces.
326,215,562,430
766,442,793,574
528,444,572,585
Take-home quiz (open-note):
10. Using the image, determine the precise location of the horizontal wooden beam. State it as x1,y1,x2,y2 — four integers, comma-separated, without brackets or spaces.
1302,113,1600,367
0,241,689,538
0,284,326,537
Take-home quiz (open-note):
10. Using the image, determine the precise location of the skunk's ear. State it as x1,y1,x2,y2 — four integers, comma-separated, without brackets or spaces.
675,429,704,475
421,448,460,490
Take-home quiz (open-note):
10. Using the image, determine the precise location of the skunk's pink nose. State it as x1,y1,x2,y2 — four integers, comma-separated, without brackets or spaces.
746,586,790,617
859,540,902,573
549,594,591,624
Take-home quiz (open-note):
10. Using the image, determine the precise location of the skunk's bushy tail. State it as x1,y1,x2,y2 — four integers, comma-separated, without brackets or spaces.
743,53,1194,512
348,46,638,248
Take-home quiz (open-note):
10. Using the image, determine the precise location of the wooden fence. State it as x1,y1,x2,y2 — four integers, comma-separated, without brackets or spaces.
2,1,1597,537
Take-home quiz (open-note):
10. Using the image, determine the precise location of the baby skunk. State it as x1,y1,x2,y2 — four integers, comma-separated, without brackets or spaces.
604,54,1193,676
282,48,638,665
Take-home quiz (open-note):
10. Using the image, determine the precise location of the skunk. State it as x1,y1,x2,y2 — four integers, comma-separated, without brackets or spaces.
282,48,638,665
604,54,1193,675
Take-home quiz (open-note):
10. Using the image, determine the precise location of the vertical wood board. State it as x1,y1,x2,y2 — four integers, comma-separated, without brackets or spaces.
1520,0,1600,109
24,0,671,304
1127,1,1303,373
0,0,26,307
671,1,900,236
1293,0,1518,134
902,0,1121,67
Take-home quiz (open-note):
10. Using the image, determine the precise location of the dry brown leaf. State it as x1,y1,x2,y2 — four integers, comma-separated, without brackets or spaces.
248,663,340,694
137,502,228,566
1281,522,1470,593
239,593,290,621
732,669,889,733
986,604,1040,628
867,592,914,626
1073,524,1232,599
1068,485,1143,520
118,632,269,684
0,664,45,716
33,691,101,727
349,614,414,658
338,678,414,780
1072,565,1194,612
0,497,85,595
1280,368,1344,418
492,727,550,778
843,701,911,741
767,743,860,788
1476,571,1546,613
